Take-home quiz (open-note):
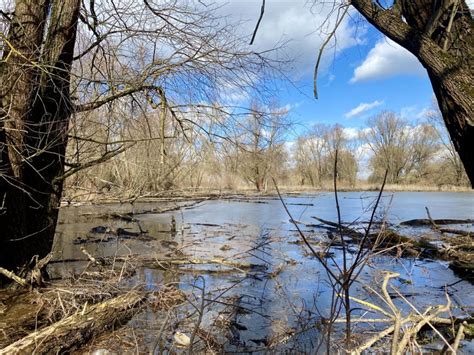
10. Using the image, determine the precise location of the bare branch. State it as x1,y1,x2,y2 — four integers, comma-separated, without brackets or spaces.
313,4,349,99
250,0,266,45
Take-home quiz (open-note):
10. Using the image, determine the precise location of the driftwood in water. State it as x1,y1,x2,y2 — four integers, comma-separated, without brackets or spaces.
223,198,272,204
146,258,267,274
312,217,364,239
0,291,145,354
423,207,473,237
312,217,412,248
450,260,474,281
313,216,474,280
400,218,474,226
95,200,206,222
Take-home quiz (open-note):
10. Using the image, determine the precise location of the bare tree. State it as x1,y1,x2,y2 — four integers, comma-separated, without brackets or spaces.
426,108,469,186
404,123,440,182
0,0,279,272
325,124,358,186
237,103,290,191
362,112,411,184
294,124,357,187
294,124,329,187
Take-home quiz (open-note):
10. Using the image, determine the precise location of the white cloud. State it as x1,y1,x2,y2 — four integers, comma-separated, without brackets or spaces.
350,38,425,83
342,127,360,140
344,100,383,118
400,105,436,121
214,1,365,79
356,142,373,180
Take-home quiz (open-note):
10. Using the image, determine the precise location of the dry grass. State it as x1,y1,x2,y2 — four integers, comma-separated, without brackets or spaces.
272,182,472,193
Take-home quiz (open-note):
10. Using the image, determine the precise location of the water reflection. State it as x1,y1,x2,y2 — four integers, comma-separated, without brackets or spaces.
53,192,473,352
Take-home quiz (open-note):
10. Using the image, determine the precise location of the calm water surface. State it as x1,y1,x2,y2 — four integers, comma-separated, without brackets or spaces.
54,191,474,352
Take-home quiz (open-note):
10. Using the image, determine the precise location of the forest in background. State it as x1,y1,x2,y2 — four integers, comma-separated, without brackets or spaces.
64,103,470,201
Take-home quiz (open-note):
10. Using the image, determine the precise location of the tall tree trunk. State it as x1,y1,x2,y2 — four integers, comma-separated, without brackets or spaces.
351,0,474,187
0,0,81,273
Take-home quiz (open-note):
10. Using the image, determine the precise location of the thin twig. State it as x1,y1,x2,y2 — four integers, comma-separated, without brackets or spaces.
188,277,206,354
313,4,349,99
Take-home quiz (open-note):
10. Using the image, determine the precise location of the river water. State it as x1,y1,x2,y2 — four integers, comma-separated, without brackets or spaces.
53,191,474,353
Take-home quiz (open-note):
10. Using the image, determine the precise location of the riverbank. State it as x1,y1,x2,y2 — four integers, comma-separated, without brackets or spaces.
61,184,472,205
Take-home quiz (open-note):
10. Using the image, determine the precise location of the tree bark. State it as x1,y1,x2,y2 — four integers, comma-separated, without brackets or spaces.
0,0,81,273
351,0,474,187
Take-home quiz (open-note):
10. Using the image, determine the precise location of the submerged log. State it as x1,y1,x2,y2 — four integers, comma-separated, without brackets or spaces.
0,291,145,354
400,218,474,226
439,228,472,237
450,260,474,281
147,258,267,273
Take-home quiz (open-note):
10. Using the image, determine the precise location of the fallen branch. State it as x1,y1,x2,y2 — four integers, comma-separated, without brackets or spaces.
148,258,267,274
28,252,54,287
452,321,466,353
0,268,27,287
312,216,363,239
343,272,455,354
0,291,146,354
313,217,412,248
400,218,474,226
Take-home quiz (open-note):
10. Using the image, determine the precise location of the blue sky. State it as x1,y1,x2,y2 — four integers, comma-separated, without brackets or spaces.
215,0,456,135
285,42,434,131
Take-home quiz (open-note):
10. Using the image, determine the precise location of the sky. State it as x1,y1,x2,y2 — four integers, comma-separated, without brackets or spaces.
213,0,472,135
1,0,469,136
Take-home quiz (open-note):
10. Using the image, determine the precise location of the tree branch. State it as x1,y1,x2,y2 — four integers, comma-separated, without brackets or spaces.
313,4,349,99
250,0,265,45
73,84,162,112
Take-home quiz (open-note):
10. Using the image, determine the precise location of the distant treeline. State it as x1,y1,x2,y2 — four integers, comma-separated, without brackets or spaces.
64,106,469,200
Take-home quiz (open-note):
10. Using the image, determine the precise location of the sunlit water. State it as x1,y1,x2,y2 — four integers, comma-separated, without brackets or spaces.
53,191,474,352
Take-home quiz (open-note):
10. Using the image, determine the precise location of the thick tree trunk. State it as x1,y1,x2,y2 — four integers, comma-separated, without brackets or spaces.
428,70,474,188
0,0,80,273
403,0,474,188
351,0,474,187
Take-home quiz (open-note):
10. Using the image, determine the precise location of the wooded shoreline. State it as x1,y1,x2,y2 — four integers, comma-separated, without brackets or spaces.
60,185,474,206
